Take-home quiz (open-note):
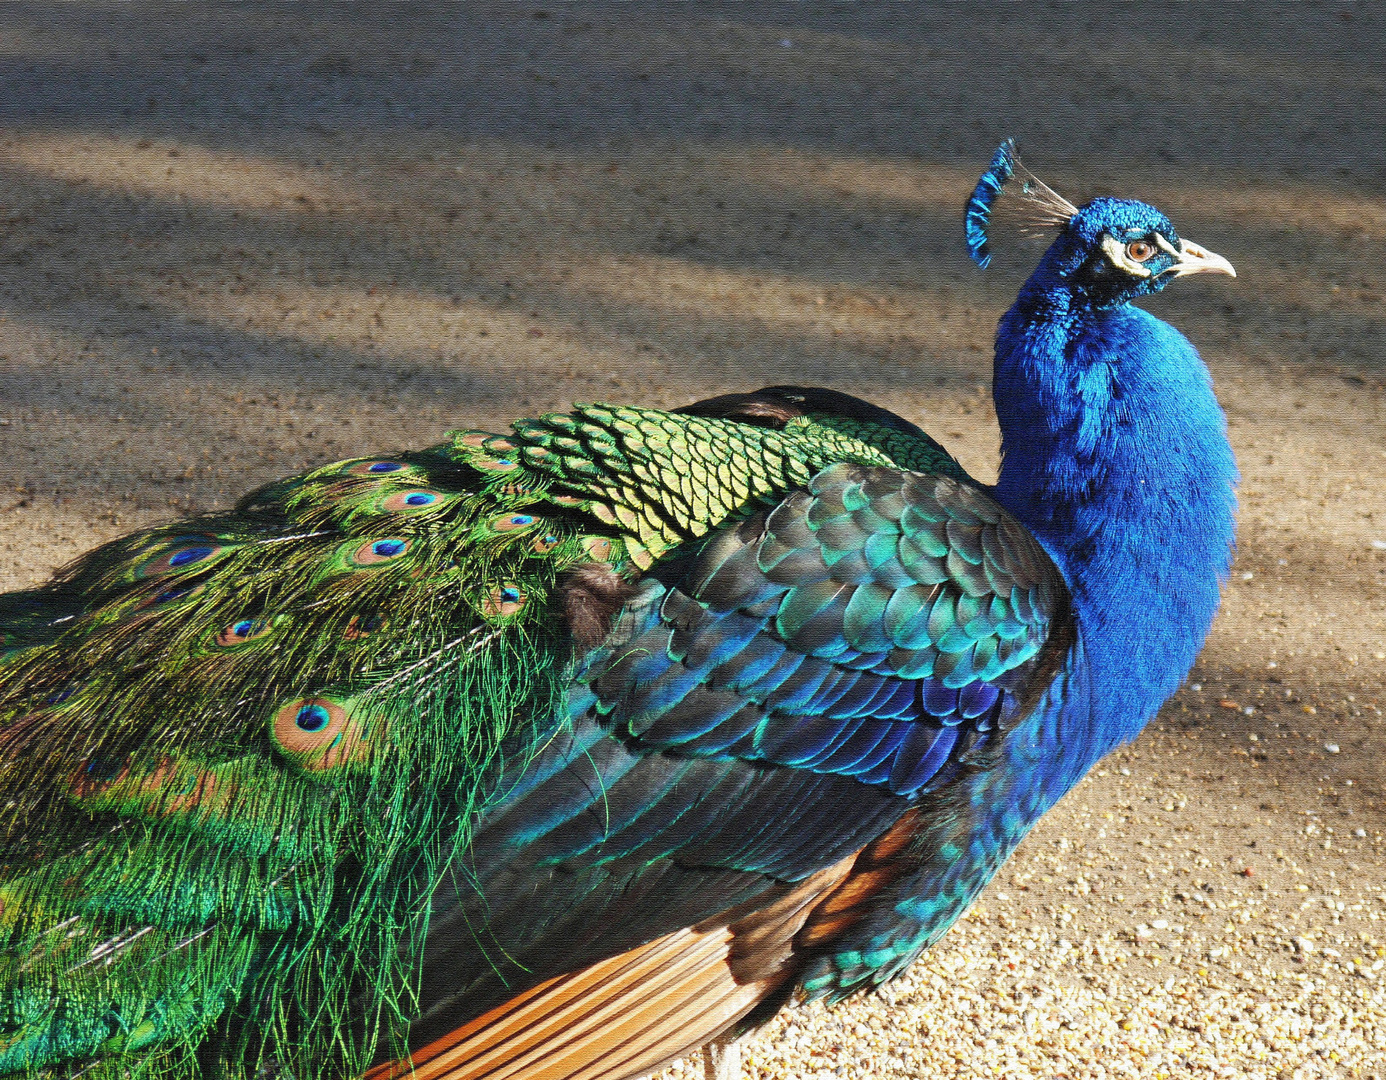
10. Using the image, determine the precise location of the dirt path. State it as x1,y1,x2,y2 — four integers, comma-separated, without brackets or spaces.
1,5,1383,1076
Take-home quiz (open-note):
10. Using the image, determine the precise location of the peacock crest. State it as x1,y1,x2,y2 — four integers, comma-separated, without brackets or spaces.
964,138,1080,269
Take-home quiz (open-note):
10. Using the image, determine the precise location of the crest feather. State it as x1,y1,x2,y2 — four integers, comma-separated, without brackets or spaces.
965,140,1078,269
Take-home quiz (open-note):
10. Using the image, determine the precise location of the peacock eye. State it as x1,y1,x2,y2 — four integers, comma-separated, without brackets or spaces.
1126,240,1156,262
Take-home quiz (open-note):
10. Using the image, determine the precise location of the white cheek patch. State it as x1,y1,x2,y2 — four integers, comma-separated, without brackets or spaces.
1100,234,1153,278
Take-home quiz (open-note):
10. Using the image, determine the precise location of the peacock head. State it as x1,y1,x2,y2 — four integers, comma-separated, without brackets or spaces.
965,140,1234,310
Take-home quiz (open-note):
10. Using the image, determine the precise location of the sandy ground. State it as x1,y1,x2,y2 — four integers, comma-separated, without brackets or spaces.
0,4,1384,1078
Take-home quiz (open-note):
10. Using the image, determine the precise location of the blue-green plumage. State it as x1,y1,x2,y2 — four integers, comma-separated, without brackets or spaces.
0,149,1236,1080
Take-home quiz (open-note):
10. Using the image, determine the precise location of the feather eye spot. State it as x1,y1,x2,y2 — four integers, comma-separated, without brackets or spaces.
271,696,370,769
492,511,539,533
168,546,214,568
44,688,74,706
532,533,562,554
70,754,227,814
136,538,228,578
380,489,446,513
271,695,378,771
471,456,521,474
273,698,339,741
69,753,132,800
213,617,274,649
342,459,416,478
480,583,527,618
351,537,411,566
83,754,128,784
344,612,384,639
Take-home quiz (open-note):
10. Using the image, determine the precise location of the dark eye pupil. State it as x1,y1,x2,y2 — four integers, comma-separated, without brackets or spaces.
169,546,213,567
296,704,331,732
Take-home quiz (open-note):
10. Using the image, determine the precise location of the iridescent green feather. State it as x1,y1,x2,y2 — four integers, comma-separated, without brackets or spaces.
0,401,957,1079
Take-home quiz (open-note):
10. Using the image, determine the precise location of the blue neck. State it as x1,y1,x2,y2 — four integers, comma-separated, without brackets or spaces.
991,269,1238,752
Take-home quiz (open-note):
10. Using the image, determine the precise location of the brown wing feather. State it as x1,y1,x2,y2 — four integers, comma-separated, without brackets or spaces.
368,811,926,1080
364,861,849,1080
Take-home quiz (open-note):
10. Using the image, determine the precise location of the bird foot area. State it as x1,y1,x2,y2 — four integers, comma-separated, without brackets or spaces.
0,4,1383,1079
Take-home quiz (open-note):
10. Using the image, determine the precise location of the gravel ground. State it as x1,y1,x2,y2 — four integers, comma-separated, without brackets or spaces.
1,4,1384,1078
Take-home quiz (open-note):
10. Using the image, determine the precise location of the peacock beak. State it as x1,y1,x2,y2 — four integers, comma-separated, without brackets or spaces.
1168,239,1236,279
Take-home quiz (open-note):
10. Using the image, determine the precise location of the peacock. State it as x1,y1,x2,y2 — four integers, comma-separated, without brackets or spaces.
0,141,1236,1080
